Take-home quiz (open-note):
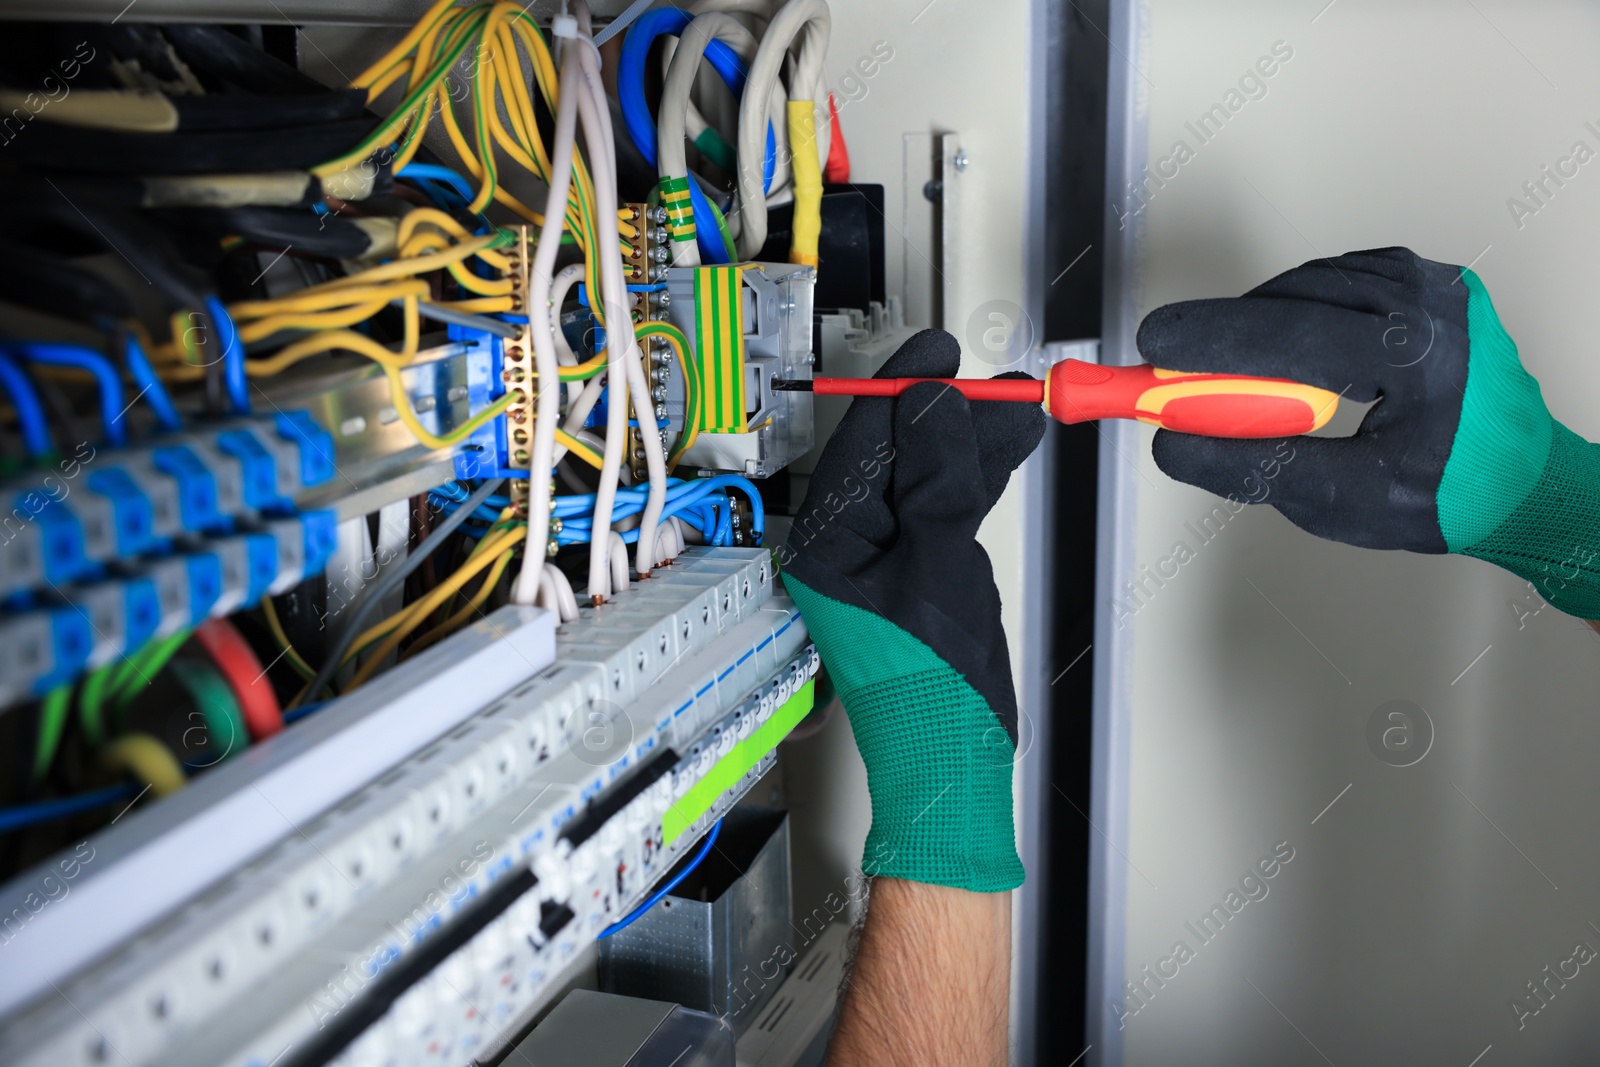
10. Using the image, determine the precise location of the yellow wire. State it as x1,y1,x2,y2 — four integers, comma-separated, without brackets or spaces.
235,300,394,344
261,598,316,682
400,232,512,296
195,296,513,452
642,323,699,470
229,280,431,319
556,429,604,469
100,734,187,797
404,544,516,656
396,208,511,271
351,0,459,91
303,233,510,292
346,524,529,689
364,55,414,102
436,296,514,313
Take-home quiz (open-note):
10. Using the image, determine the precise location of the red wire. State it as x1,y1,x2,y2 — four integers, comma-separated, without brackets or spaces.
195,619,283,741
824,92,850,184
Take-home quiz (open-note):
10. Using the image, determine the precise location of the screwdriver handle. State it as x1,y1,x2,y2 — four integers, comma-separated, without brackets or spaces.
1045,360,1340,437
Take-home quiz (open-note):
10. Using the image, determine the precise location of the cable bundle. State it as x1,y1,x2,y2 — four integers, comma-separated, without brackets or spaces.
617,0,834,267
0,2,803,852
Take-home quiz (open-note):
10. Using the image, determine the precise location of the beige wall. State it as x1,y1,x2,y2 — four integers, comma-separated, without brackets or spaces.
1118,2,1600,1064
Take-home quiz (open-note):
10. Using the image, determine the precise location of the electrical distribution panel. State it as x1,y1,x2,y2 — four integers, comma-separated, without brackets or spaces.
0,0,889,1062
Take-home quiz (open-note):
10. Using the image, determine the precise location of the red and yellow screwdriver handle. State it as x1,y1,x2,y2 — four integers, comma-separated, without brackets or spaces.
1044,360,1339,437
805,360,1339,438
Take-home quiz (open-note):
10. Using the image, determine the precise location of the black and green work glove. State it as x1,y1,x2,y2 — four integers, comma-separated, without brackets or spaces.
1140,246,1600,618
780,330,1044,892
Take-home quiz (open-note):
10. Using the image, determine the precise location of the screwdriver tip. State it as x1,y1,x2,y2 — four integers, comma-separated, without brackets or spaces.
770,378,815,392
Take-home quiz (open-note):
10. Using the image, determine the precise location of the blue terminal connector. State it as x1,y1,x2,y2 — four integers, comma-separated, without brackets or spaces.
274,411,336,489
0,508,346,705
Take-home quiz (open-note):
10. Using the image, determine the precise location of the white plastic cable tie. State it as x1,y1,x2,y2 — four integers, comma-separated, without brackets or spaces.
552,13,579,39
593,0,656,47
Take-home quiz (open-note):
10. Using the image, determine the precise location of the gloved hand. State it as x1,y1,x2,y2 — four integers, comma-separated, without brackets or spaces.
780,329,1044,892
1139,246,1600,618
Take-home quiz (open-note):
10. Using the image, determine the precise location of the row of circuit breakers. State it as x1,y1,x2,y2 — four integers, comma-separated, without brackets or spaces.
0,549,820,1066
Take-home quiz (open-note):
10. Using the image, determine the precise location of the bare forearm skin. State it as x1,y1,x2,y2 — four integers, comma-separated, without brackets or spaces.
826,878,1011,1067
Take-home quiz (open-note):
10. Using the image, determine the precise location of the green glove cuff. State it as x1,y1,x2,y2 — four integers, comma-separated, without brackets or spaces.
1439,271,1600,619
1458,422,1600,618
784,575,1023,892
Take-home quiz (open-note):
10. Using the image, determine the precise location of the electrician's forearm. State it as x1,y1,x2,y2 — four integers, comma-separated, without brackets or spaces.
826,878,1011,1067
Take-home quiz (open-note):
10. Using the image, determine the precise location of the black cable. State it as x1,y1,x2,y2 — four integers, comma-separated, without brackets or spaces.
161,24,340,98
31,374,87,453
5,118,378,175
151,206,378,263
170,90,371,132
0,179,208,311
301,478,507,705
0,241,135,323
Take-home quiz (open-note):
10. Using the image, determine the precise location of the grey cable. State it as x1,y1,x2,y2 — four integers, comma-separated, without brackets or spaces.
300,477,507,705
395,300,521,340
593,0,656,46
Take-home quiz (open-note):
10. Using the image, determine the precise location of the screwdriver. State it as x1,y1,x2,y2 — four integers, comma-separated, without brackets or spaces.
772,360,1340,438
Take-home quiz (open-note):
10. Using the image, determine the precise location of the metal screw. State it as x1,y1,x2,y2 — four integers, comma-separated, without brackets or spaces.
652,246,670,263
954,149,969,171
654,403,668,420
652,385,668,402
922,179,943,202
657,292,671,308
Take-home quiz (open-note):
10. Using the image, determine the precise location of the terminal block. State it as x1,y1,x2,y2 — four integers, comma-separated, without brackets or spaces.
0,411,335,602
662,263,816,478
0,510,337,707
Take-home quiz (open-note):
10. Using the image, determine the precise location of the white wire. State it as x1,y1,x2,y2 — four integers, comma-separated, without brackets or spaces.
691,0,809,200
608,530,631,593
511,28,584,607
658,13,759,267
550,263,585,367
571,9,667,589
554,372,606,465
537,562,580,621
549,263,586,409
568,2,626,600
549,563,580,618
735,0,830,258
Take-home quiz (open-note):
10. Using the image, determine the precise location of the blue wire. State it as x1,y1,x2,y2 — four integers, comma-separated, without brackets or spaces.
124,334,183,432
617,10,776,262
597,818,723,939
0,783,141,835
0,352,53,458
619,11,749,166
282,700,328,725
399,163,476,204
399,164,494,234
683,475,765,540
204,297,250,414
412,177,457,213
15,342,128,447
